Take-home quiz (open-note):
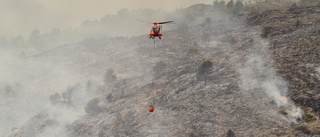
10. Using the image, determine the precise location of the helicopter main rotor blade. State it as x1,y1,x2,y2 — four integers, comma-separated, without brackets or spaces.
136,19,154,24
137,19,174,24
157,21,174,24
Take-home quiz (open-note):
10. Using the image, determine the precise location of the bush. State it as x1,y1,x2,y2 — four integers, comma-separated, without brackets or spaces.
104,68,117,84
226,129,235,137
197,59,213,82
187,46,200,57
85,98,101,115
86,80,92,90
233,1,245,15
294,20,301,27
295,125,311,134
313,25,320,35
278,109,288,116
49,93,62,105
219,0,226,8
303,113,316,122
62,86,73,104
289,3,298,11
49,85,76,106
197,60,213,75
226,0,234,13
106,93,114,103
153,61,166,79
213,0,220,8
260,26,272,38
113,112,122,127
4,85,13,95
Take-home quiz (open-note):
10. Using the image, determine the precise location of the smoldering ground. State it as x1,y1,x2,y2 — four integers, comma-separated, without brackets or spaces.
235,38,303,122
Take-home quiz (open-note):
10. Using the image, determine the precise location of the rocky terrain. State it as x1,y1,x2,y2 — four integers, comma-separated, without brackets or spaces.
4,2,320,137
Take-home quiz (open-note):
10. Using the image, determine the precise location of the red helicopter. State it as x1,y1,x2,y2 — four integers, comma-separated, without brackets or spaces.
138,20,174,39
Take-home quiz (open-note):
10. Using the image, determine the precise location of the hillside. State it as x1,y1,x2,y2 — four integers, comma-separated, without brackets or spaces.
247,5,320,115
5,3,320,137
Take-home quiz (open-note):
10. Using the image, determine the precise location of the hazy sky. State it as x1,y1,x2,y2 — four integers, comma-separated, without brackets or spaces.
0,0,213,38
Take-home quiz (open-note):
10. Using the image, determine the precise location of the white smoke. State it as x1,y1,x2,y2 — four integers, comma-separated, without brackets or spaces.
238,54,288,107
237,41,303,122
0,49,90,136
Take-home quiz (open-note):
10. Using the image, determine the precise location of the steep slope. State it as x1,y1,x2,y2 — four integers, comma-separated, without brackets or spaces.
65,14,317,137
8,4,320,137
248,5,320,116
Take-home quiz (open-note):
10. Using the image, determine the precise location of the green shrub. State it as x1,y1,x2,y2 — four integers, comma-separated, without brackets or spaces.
62,86,73,104
295,125,311,134
278,109,288,116
106,93,114,103
197,59,213,83
187,46,200,57
104,68,116,84
294,20,301,27
4,85,13,94
219,0,226,7
86,80,92,90
303,113,316,122
233,1,245,15
289,3,298,11
49,93,62,105
216,0,226,11
153,61,166,79
85,98,101,114
213,0,220,8
49,86,75,105
113,112,122,127
260,26,272,38
226,129,235,137
226,0,234,11
301,107,317,122
197,60,213,75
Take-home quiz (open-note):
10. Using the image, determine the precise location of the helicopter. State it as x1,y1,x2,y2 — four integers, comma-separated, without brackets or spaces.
138,20,174,39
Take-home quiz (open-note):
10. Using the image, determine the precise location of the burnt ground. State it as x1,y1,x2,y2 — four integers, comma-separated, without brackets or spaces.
247,5,320,115
8,4,320,137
